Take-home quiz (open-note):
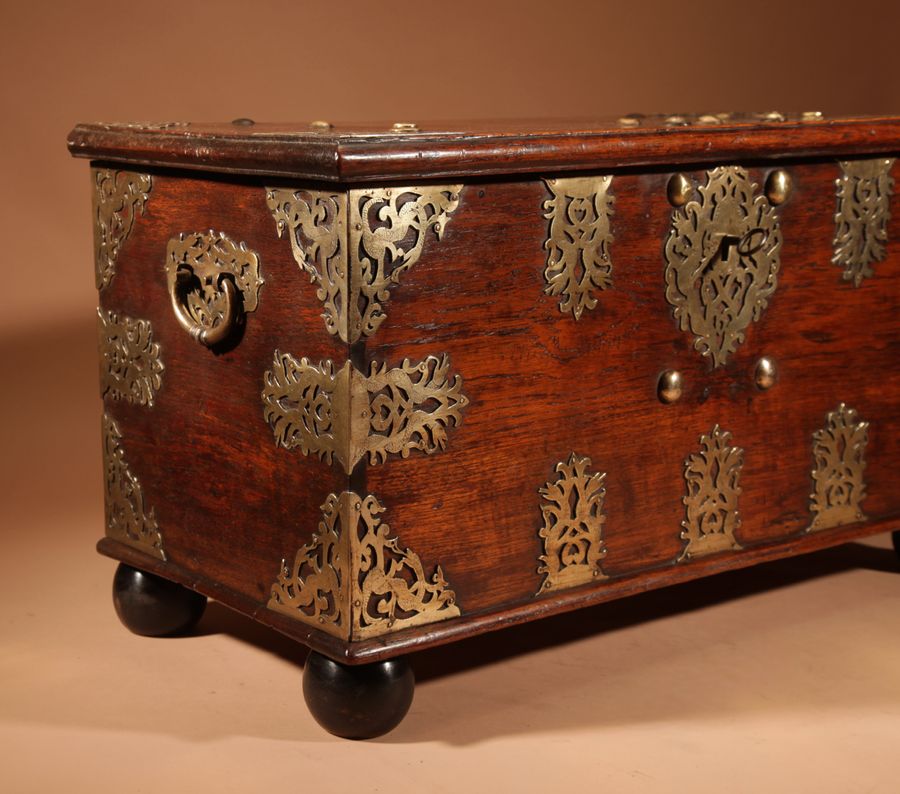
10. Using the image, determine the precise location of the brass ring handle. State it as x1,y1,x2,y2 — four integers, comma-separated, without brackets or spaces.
169,272,239,347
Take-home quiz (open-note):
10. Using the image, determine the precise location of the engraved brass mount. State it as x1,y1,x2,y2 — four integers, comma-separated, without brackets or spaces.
268,491,460,640
833,158,895,286
92,168,152,290
542,176,615,320
262,352,469,473
808,404,869,532
536,453,608,594
267,184,462,342
664,167,782,367
98,308,164,406
102,413,165,559
679,426,743,560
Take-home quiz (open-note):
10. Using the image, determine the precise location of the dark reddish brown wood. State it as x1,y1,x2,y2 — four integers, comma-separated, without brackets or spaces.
78,124,900,668
68,115,900,181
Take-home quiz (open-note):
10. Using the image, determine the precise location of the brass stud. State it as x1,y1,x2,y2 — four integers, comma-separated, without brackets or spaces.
618,114,642,128
801,111,824,121
765,170,792,205
667,173,693,207
392,122,419,132
231,117,255,126
754,356,778,390
657,370,683,404
309,120,332,130
665,114,689,126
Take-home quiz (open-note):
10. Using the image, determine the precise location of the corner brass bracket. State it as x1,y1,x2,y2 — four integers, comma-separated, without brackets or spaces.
261,351,469,473
808,403,869,532
266,184,462,342
102,412,165,560
92,168,152,290
268,491,461,640
833,158,895,286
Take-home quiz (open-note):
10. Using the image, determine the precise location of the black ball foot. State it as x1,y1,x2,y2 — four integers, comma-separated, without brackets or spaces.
892,531,900,558
302,651,414,739
112,562,207,637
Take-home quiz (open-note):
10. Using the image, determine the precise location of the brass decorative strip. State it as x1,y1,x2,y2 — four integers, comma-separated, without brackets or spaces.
833,158,895,287
262,352,469,473
268,491,460,640
678,425,743,561
98,308,164,407
102,413,165,560
267,185,462,342
542,176,615,320
536,453,608,594
92,168,152,290
165,231,264,343
664,166,782,367
808,404,869,532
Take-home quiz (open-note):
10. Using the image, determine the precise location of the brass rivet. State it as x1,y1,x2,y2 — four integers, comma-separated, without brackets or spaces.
754,356,777,390
667,173,692,207
309,120,332,130
801,111,824,121
765,170,792,205
665,114,689,126
618,115,642,128
392,122,419,132
231,117,255,126
697,114,722,125
658,370,683,404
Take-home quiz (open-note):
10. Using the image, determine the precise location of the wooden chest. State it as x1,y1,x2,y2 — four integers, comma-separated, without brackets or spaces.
68,114,900,738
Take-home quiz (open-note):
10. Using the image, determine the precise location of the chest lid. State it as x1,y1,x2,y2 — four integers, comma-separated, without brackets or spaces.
67,113,900,182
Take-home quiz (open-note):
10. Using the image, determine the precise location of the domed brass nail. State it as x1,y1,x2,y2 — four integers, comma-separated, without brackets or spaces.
765,170,792,205
658,370,683,404
667,173,692,207
754,357,777,390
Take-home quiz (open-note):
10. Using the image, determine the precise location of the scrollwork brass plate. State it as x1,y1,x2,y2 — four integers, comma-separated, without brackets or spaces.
664,167,781,367
808,404,869,532
536,453,608,594
679,426,743,560
542,176,615,320
98,308,164,407
268,491,460,640
262,352,469,473
102,413,165,560
92,168,152,290
267,185,462,342
833,158,895,287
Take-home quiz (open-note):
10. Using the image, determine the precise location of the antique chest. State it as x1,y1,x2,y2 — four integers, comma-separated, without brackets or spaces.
68,114,900,739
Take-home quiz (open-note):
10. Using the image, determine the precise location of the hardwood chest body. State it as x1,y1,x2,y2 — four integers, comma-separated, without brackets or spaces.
68,114,900,738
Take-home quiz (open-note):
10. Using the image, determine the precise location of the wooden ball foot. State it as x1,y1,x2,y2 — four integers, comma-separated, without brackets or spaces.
302,651,414,739
112,562,207,637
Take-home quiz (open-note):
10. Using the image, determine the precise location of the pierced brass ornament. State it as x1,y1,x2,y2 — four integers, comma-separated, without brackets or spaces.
267,185,462,342
268,491,460,640
808,404,869,532
542,176,615,320
92,168,152,290
679,426,743,561
536,453,608,594
165,231,264,347
664,166,782,368
102,413,165,560
262,352,469,473
98,308,164,407
833,158,895,287
266,189,347,338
